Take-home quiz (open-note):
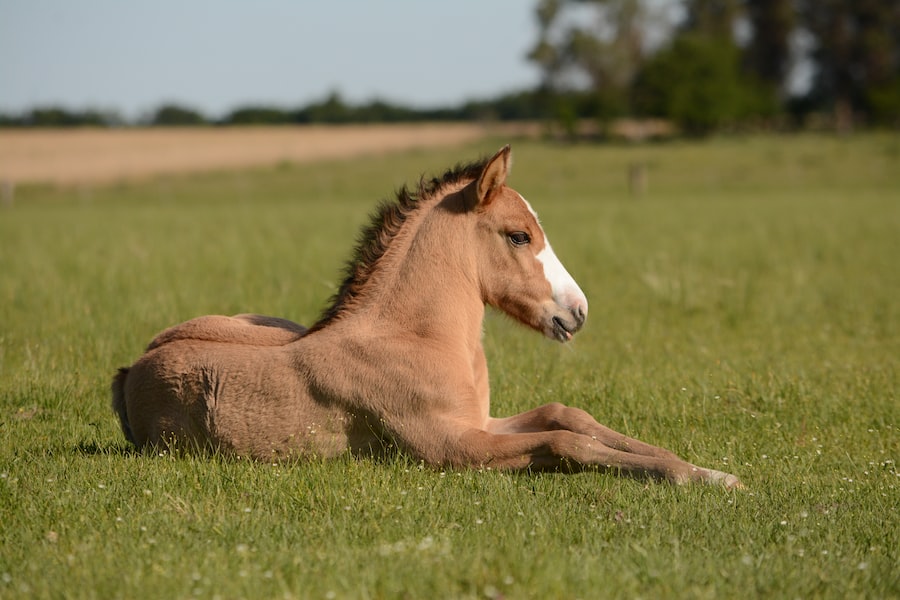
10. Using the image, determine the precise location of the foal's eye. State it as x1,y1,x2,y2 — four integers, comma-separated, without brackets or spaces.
507,231,531,247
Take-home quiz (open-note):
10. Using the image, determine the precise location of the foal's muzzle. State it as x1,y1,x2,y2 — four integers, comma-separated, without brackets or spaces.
548,303,587,343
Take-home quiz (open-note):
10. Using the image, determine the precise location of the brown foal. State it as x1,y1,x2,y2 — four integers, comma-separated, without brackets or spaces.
113,146,742,488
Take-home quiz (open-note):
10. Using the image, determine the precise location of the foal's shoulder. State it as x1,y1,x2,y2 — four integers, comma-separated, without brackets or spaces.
146,314,307,350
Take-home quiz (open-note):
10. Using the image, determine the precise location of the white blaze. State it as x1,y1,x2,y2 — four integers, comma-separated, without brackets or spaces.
519,194,589,315
536,242,588,313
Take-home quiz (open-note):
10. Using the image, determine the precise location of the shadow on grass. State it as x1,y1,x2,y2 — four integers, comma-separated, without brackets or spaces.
73,440,138,457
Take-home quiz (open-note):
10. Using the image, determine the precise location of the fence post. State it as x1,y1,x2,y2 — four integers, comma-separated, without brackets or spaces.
628,162,646,198
1,180,14,207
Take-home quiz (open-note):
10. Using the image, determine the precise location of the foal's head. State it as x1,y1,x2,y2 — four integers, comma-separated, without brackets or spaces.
467,146,588,342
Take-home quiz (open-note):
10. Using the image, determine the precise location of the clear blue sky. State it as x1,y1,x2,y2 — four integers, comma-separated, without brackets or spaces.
0,1,541,119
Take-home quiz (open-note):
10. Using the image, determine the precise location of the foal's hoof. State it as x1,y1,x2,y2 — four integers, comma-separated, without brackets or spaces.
706,469,744,490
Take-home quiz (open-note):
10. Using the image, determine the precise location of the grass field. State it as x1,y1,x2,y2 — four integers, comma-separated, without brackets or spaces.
1,133,898,599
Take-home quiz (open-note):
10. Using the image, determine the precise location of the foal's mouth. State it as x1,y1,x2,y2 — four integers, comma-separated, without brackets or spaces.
551,313,583,343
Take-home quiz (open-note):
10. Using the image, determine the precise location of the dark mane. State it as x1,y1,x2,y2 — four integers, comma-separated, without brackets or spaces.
309,156,489,332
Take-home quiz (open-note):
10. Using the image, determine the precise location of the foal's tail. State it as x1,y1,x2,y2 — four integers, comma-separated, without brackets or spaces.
111,368,136,445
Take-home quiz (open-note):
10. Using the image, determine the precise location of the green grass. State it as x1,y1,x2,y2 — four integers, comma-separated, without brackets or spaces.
1,133,898,599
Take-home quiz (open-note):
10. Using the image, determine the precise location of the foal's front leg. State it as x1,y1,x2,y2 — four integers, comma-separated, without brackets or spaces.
486,402,742,488
451,428,739,487
488,402,679,458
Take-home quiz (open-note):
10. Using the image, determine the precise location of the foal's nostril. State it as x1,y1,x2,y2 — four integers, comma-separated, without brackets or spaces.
572,305,586,329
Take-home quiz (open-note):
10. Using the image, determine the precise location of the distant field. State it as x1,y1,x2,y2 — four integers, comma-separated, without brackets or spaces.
1,133,898,599
0,123,537,186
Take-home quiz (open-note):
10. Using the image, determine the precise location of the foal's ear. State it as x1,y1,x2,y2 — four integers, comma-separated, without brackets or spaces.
475,145,511,207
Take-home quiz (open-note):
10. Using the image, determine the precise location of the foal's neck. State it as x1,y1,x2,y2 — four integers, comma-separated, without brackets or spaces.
363,185,485,351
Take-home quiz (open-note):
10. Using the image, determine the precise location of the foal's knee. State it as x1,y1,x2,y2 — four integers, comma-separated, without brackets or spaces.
542,402,593,430
541,402,568,426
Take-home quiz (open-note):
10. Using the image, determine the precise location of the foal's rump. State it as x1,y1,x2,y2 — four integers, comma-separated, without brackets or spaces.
115,336,350,459
116,314,307,449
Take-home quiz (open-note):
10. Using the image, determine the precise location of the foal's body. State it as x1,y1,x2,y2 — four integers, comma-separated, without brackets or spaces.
114,147,741,488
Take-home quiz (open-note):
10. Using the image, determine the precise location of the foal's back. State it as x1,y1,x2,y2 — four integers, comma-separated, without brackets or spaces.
146,313,307,350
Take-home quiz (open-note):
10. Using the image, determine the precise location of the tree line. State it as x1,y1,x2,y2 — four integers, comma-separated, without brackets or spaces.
529,0,899,133
3,0,897,134
0,90,549,129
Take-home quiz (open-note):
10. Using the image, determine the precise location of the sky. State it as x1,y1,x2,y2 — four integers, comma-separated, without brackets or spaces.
0,1,541,119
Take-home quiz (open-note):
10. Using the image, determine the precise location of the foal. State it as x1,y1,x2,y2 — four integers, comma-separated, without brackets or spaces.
113,146,741,488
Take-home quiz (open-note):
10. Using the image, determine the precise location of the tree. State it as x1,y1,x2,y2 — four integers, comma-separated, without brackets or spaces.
798,0,900,129
681,0,742,39
295,91,351,124
527,0,575,132
7,107,121,127
526,0,668,135
632,34,750,134
528,0,565,92
150,104,207,126
225,106,292,125
744,0,794,92
678,0,781,124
